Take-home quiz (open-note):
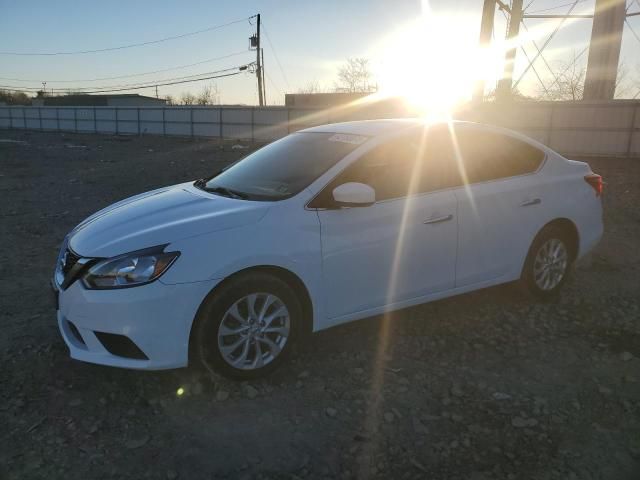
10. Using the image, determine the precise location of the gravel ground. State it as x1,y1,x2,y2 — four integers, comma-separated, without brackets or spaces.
1,129,639,480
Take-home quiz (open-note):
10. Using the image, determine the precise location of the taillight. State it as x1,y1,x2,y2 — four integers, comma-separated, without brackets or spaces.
584,173,603,197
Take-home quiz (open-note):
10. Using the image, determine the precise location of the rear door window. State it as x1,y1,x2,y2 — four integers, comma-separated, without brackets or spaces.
453,129,545,184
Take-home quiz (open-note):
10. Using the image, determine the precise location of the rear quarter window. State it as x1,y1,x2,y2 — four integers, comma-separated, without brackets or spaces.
456,130,545,184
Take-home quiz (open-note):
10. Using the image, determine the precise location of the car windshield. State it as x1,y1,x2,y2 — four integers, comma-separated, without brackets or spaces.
200,132,367,200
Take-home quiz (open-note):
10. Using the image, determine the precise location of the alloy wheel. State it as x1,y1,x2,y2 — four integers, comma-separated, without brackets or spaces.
217,293,290,370
533,238,568,291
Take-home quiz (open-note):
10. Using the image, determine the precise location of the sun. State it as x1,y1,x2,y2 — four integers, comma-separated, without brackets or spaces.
372,2,503,117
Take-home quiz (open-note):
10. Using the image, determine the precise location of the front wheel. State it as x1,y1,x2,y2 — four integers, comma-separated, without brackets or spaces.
193,272,301,380
521,226,573,299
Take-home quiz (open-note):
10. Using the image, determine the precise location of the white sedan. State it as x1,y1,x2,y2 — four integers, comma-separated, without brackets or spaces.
52,119,603,378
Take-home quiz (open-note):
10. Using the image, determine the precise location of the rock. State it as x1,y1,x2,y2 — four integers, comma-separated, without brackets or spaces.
384,412,395,423
511,417,528,428
621,352,634,362
125,434,150,449
492,392,512,401
412,417,429,434
192,382,203,395
298,370,310,379
451,385,464,397
69,398,83,407
166,470,178,480
245,385,259,399
410,458,428,473
326,407,337,418
598,386,613,395
216,390,229,402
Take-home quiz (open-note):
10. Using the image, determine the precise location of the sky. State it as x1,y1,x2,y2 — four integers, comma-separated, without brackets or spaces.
1,0,639,105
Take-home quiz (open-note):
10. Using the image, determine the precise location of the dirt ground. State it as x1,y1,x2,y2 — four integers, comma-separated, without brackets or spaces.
1,129,639,480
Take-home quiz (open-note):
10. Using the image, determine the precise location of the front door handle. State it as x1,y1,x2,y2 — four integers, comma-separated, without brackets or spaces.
423,214,453,225
520,198,541,207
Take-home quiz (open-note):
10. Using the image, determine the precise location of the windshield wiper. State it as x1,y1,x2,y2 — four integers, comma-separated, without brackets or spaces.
202,185,250,200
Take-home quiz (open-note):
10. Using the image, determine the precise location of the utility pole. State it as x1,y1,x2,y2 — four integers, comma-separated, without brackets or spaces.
261,47,267,104
155,85,158,99
256,14,264,106
496,0,523,102
473,0,497,102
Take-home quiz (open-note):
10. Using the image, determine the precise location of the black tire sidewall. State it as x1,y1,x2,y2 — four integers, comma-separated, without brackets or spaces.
523,226,572,299
194,272,301,380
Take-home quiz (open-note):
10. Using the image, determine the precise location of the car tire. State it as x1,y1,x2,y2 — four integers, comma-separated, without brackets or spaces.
521,225,574,300
193,272,301,380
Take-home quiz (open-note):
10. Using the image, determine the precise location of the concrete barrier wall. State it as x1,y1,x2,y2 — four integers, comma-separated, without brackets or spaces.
0,102,638,157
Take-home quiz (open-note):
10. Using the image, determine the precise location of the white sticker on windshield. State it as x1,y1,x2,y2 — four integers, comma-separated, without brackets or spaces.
328,133,367,145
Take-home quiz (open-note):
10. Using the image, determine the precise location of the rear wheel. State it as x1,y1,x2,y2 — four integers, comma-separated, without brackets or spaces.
193,272,300,380
521,226,573,299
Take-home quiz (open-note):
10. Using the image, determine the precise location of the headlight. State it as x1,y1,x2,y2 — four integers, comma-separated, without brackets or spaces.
82,247,180,289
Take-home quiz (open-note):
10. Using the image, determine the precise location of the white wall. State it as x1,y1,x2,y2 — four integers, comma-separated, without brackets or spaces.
0,102,638,157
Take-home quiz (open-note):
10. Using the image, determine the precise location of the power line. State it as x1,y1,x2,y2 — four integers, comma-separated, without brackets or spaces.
0,50,250,83
625,18,640,45
0,65,244,91
264,70,284,103
0,70,247,95
0,65,253,93
0,17,252,56
514,0,581,88
261,22,290,91
525,0,589,15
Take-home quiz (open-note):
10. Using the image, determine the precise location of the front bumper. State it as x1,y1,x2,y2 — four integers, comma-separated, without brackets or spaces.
55,277,219,370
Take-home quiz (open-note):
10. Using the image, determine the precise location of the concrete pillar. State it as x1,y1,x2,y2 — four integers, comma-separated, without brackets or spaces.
583,0,626,100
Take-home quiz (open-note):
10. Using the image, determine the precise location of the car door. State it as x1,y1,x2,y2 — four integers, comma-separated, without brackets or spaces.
309,129,458,320
451,127,548,286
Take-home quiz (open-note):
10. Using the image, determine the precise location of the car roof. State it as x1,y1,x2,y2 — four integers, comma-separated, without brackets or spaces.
299,118,433,137
298,118,554,155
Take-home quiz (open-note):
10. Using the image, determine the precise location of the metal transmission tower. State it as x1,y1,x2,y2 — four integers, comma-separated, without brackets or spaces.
477,0,632,102
496,0,524,102
472,0,497,102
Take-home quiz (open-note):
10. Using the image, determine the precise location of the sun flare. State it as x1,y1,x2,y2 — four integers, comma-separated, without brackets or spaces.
373,3,503,116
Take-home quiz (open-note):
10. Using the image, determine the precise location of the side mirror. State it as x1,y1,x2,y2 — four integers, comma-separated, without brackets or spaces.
332,182,376,207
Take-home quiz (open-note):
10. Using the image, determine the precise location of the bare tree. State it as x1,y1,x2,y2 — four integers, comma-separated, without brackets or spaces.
0,89,31,105
165,95,175,106
537,53,635,100
180,92,196,105
196,83,220,105
335,58,376,93
538,57,586,101
297,80,326,94
614,62,633,98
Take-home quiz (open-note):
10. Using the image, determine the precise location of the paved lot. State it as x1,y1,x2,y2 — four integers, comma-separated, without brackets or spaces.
1,129,639,480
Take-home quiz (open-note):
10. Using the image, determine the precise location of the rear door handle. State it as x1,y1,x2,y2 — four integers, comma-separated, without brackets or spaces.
520,198,541,207
423,214,453,225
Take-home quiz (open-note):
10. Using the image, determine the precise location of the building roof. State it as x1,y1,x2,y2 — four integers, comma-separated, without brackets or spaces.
37,94,166,106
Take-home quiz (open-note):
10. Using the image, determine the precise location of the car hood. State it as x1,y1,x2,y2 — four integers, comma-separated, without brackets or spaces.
68,182,269,258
